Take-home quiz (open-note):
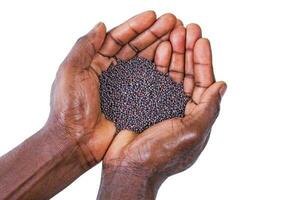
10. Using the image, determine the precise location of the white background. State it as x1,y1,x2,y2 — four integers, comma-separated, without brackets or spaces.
0,0,300,199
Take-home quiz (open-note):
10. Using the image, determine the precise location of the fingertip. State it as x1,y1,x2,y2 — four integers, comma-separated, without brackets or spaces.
90,22,106,37
176,19,184,27
195,38,211,50
145,10,157,17
130,11,157,31
218,81,227,86
193,81,225,126
135,10,157,20
217,81,227,97
186,24,202,46
186,23,201,33
203,81,227,100
160,13,177,28
186,23,200,28
145,10,157,21
162,12,176,20
203,38,211,46
215,81,227,88
170,26,186,53
91,22,107,49
96,22,106,35
186,24,201,54
194,38,212,66
93,21,105,29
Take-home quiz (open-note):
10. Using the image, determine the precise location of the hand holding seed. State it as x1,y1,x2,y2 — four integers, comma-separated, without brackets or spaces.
48,11,177,163
97,23,227,200
0,11,226,200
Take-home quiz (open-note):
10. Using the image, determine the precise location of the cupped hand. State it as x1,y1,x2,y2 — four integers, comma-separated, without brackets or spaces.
47,11,177,166
102,23,227,183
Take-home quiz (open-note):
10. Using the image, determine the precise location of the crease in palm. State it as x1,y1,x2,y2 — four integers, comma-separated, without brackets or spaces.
53,10,226,173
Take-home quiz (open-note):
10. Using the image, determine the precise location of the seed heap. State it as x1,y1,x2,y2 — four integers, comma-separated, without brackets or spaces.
100,57,189,133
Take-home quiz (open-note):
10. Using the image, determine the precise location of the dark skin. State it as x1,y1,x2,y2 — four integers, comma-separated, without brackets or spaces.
0,10,226,200
97,23,226,200
0,11,179,199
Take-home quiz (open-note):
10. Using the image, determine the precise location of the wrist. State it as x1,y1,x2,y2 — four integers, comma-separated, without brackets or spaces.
98,164,165,200
0,122,93,199
42,119,96,170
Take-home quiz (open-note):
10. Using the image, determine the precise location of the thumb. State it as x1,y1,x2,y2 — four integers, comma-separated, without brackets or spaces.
195,81,227,124
200,81,227,104
63,22,106,69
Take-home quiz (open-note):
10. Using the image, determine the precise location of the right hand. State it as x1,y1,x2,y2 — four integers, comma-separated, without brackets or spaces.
102,23,227,188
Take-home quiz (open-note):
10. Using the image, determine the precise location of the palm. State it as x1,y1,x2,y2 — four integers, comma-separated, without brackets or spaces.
50,11,178,162
123,100,215,175
104,23,225,177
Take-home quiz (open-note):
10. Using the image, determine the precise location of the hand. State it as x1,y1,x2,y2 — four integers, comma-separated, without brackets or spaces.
0,11,178,200
47,10,177,165
98,23,227,199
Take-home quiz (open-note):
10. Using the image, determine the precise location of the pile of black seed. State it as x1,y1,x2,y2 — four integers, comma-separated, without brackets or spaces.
100,57,189,133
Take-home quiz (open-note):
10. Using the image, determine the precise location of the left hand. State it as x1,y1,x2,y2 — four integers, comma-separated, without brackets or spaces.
47,11,177,165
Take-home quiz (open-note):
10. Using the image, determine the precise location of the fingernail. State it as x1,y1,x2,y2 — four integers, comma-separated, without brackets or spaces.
219,83,227,97
92,22,104,31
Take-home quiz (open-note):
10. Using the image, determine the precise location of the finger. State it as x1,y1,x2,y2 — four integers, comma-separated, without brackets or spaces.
192,38,215,104
104,130,138,161
116,13,177,60
184,23,202,96
200,81,227,103
194,81,227,124
176,19,183,27
92,11,156,72
154,41,172,74
138,18,181,61
87,116,116,161
138,33,169,60
169,26,186,83
90,53,116,73
63,22,106,69
99,10,156,57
